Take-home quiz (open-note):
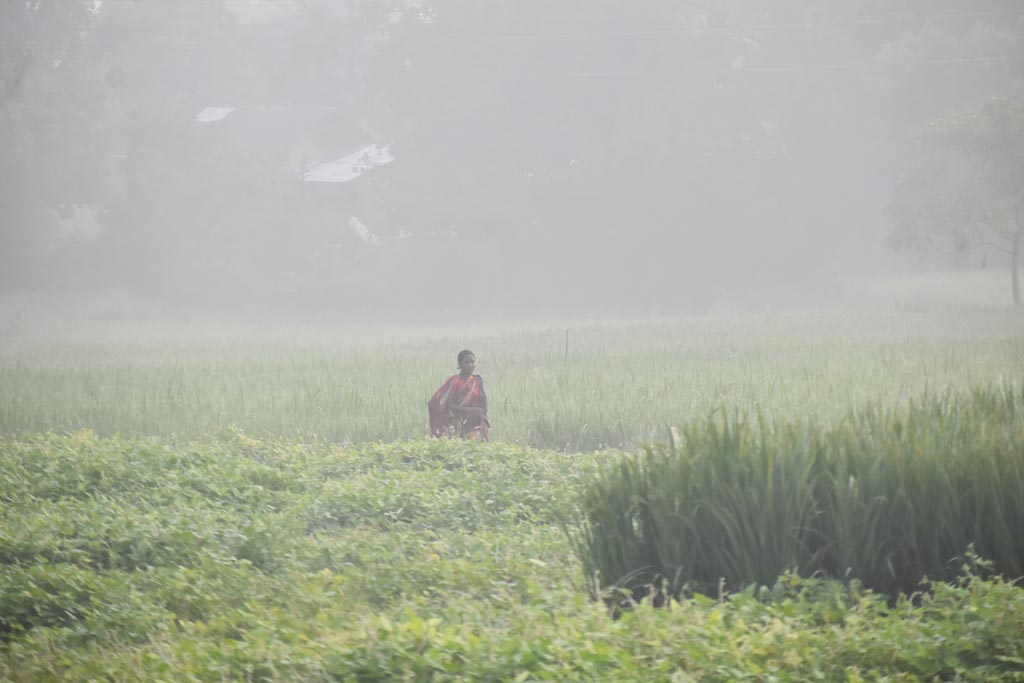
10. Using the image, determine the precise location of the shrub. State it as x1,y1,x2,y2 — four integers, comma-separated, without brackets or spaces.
574,383,1024,601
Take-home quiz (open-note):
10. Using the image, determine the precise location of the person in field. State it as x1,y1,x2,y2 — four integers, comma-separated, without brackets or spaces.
428,349,490,440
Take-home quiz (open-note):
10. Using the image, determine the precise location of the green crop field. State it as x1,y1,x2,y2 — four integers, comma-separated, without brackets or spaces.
2,291,1024,681
3,432,1024,682
2,301,1023,450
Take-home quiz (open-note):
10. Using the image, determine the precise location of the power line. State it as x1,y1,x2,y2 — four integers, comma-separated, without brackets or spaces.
387,55,1024,80
391,9,1024,44
88,4,1024,42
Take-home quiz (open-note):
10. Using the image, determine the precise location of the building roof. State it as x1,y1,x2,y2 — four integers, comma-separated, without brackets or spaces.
194,105,394,182
303,144,394,183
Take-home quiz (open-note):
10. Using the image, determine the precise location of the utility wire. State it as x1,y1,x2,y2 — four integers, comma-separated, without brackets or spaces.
389,9,1024,44
388,55,1024,80
90,4,1024,41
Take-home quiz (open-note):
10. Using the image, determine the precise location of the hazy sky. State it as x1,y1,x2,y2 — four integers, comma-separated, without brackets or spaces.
1,0,1022,314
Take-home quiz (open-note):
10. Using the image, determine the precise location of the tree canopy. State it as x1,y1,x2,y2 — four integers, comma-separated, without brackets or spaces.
888,98,1024,304
2,0,1023,310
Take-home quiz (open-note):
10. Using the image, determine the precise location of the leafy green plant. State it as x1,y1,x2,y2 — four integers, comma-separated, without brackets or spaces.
575,383,1024,601
2,431,1024,681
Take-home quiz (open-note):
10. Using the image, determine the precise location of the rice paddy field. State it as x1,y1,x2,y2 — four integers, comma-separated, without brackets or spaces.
2,301,1023,451
2,285,1024,681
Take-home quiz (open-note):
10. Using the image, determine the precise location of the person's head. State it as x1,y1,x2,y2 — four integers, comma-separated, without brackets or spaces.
457,349,476,376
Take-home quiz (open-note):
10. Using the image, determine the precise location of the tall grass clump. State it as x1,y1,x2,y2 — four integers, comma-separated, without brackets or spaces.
574,383,1024,602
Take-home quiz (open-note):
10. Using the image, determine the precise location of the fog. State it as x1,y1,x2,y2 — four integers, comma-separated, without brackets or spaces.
2,0,1023,318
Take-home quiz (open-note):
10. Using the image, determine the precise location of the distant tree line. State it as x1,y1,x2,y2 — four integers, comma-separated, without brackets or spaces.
1,0,1022,311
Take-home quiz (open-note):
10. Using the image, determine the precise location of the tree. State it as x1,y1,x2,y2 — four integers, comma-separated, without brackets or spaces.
0,0,110,284
360,0,1024,309
364,0,873,306
888,97,1024,304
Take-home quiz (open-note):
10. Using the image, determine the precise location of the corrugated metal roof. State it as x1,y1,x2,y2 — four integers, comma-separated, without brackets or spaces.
195,107,235,123
302,144,394,183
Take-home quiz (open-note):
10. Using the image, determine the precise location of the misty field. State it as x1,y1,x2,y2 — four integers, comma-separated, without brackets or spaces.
2,306,1023,450
5,0,1024,676
3,300,1024,681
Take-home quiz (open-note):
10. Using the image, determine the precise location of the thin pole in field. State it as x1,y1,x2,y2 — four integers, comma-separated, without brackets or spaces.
565,329,569,364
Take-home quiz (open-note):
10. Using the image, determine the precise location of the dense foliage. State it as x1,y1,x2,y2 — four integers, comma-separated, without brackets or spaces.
888,97,1024,303
576,383,1024,601
2,429,1023,681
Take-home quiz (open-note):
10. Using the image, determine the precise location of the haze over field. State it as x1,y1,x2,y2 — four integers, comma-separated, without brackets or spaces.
2,0,1023,317
6,5,1024,680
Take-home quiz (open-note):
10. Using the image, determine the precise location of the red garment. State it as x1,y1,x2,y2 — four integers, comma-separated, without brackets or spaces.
428,373,490,438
